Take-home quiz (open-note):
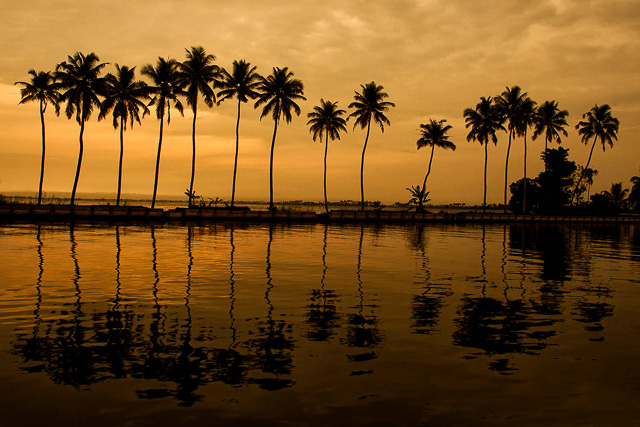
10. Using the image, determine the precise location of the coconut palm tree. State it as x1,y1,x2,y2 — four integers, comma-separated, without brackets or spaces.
348,82,395,211
629,176,640,212
532,100,569,160
176,46,220,207
99,64,150,206
582,167,598,201
254,67,306,210
416,119,455,192
307,99,348,213
571,104,620,205
463,96,505,213
601,182,629,213
518,97,537,213
141,57,185,208
15,70,61,204
55,52,108,205
217,60,262,207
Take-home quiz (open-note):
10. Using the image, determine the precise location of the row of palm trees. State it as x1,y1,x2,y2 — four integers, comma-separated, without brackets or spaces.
16,48,395,212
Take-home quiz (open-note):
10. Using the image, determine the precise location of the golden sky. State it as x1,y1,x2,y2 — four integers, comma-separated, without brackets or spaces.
1,0,639,205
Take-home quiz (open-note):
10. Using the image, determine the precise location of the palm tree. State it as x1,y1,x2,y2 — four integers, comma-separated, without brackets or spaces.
15,70,61,204
416,119,455,192
307,99,348,213
629,176,640,212
55,52,108,205
518,97,537,214
99,64,150,206
532,100,569,160
217,60,262,207
582,167,598,201
571,104,620,205
141,57,185,208
176,46,220,207
463,96,505,213
254,67,306,210
348,82,395,211
601,182,629,213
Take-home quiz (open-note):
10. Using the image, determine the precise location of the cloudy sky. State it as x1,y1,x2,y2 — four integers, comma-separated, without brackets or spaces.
1,0,639,205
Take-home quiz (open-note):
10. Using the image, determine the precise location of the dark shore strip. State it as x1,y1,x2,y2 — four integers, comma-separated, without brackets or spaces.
1,204,639,224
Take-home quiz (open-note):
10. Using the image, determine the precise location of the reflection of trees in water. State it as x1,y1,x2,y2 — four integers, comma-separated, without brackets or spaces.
572,284,614,337
305,224,340,342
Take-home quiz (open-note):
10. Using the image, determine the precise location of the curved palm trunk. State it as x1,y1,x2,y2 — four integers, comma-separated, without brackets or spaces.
189,104,197,208
231,99,241,208
503,130,513,213
523,129,528,214
483,141,488,214
269,119,279,211
422,145,435,191
116,116,125,206
571,136,598,205
70,116,86,206
324,133,329,214
38,99,46,205
360,120,372,211
151,114,164,209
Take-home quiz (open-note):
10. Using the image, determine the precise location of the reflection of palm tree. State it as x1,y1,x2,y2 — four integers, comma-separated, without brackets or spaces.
571,104,620,205
217,60,262,207
56,52,108,205
15,70,61,204
99,65,150,206
307,100,348,213
464,96,505,213
255,67,306,210
141,57,185,208
416,119,455,192
177,46,220,206
228,226,237,346
348,82,395,211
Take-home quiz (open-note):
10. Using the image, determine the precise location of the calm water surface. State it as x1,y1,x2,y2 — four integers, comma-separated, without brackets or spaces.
1,222,639,426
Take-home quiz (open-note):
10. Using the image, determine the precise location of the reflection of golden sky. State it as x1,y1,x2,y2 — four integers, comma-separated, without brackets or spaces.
1,0,639,204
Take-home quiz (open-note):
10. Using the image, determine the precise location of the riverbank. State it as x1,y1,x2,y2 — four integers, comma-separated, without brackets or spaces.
1,203,639,224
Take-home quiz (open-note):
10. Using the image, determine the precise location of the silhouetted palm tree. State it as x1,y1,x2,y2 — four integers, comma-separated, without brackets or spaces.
571,104,620,205
601,182,629,213
348,82,395,211
142,57,185,208
307,99,348,213
532,100,569,160
464,97,505,213
177,46,220,207
416,119,455,192
629,176,640,212
15,70,61,204
254,67,306,210
99,65,150,206
55,52,108,205
582,167,598,201
217,60,262,207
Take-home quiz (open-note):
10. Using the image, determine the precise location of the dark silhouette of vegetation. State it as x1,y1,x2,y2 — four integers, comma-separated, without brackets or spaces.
307,99,348,213
15,70,61,205
464,96,505,213
55,52,108,205
348,82,395,211
508,178,541,213
254,67,306,210
217,60,262,207
177,46,220,207
99,65,150,206
630,176,640,213
141,57,185,208
406,184,430,211
532,100,569,165
416,118,455,192
496,86,524,212
571,104,620,205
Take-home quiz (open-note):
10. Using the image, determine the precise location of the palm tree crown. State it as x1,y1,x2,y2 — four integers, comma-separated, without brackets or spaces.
307,99,348,213
416,119,455,192
532,100,569,153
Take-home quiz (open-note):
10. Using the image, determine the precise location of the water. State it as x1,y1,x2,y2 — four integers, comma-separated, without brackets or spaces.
1,222,639,426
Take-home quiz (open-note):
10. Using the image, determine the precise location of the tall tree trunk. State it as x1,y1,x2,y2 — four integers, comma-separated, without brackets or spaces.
523,129,528,214
116,116,124,206
38,99,45,205
269,119,279,211
422,145,435,191
571,136,598,205
324,133,329,214
360,120,371,211
70,117,85,206
483,141,488,214
231,98,241,208
151,115,164,209
503,129,513,213
189,104,197,208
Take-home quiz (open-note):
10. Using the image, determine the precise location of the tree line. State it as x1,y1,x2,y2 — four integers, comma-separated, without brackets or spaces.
15,48,638,214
